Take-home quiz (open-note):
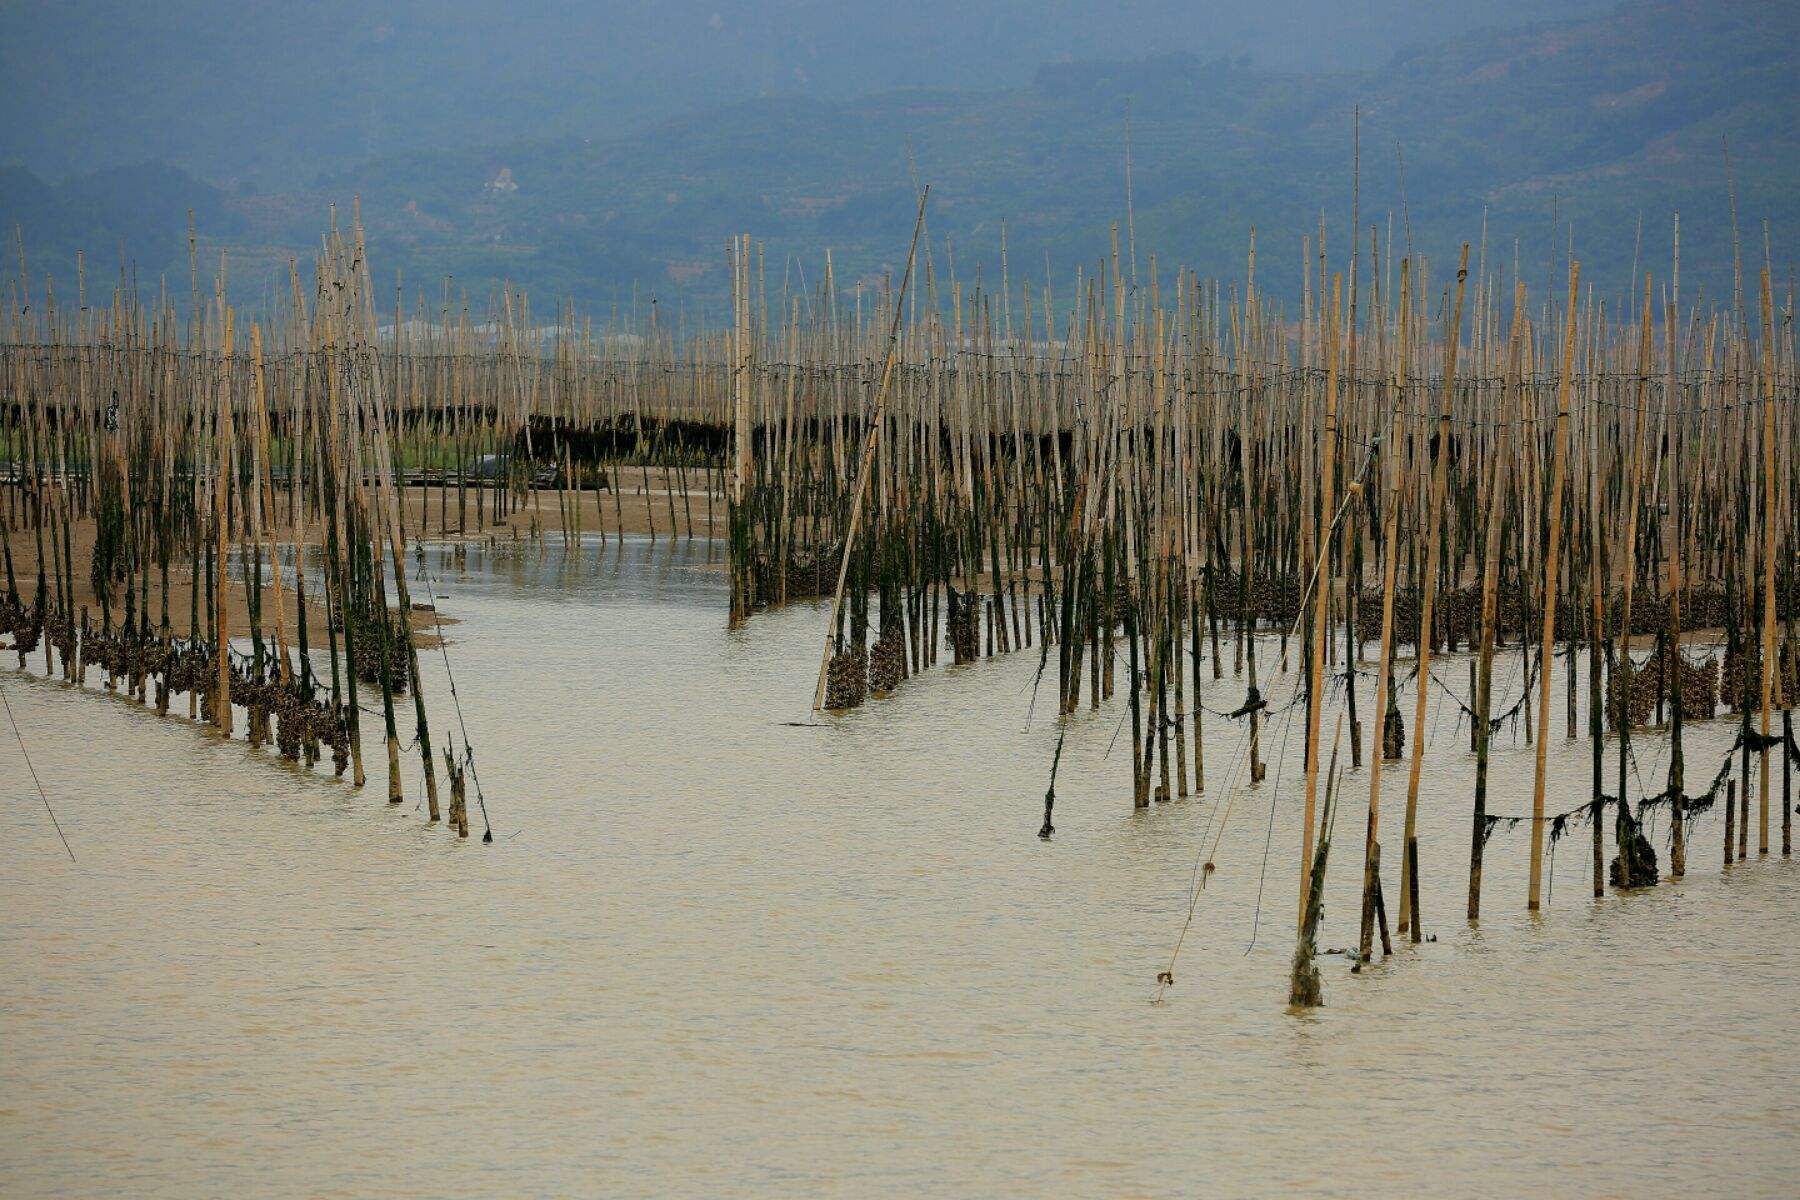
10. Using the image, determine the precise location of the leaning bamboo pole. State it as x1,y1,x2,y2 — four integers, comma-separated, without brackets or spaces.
812,190,929,712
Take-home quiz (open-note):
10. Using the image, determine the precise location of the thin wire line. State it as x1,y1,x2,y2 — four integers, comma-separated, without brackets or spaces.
0,674,75,861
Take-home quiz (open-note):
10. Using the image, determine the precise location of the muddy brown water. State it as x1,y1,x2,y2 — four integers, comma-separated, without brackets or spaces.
3,536,1796,1197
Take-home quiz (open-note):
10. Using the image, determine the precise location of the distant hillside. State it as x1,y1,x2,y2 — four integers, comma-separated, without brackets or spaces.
0,1,1602,187
4,1,1792,319
0,161,243,290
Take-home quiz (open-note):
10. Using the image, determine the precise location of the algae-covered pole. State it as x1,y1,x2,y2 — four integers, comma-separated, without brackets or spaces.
1291,716,1344,1008
1609,276,1653,889
251,324,291,684
1585,322,1607,898
1663,300,1686,878
322,299,367,787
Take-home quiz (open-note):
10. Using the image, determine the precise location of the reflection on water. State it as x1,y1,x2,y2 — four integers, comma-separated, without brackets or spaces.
3,535,1796,1197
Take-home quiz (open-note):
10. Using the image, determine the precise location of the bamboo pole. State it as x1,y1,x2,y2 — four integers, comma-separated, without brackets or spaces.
812,190,929,711
1397,244,1468,933
1529,261,1580,911
1300,275,1339,927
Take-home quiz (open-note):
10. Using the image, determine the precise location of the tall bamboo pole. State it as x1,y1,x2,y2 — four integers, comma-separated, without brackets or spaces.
213,306,234,735
1300,275,1339,927
1469,279,1522,920
1397,243,1468,933
1529,261,1580,911
1758,269,1777,856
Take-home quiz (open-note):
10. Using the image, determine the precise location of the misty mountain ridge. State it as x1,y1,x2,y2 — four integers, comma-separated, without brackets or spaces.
2,0,1792,320
0,1,1606,186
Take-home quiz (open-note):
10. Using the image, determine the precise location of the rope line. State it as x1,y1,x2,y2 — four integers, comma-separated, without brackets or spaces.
0,673,75,861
